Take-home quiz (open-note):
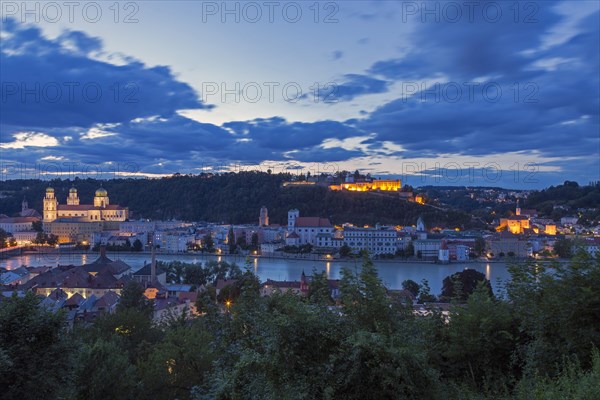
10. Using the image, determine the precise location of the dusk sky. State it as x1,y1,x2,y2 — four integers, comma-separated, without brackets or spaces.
1,0,599,188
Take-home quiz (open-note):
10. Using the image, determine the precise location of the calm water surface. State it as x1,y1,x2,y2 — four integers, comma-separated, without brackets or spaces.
1,251,512,296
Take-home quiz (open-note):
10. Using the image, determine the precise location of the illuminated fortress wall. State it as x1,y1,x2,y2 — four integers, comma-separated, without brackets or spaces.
330,179,401,192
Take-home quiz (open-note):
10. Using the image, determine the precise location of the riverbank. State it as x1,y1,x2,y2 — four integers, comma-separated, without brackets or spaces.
1,251,515,295
18,248,565,265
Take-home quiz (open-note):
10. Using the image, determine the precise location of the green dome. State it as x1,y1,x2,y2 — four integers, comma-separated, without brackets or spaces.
46,187,54,192
69,187,77,193
95,188,108,196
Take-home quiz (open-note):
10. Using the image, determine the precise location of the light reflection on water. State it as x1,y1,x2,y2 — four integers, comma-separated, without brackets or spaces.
1,251,512,296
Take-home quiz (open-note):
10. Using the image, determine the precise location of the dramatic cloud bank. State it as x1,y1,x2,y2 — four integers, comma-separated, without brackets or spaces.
1,1,598,187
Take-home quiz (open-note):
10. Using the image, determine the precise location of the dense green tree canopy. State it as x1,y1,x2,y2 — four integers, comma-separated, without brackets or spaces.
2,252,600,399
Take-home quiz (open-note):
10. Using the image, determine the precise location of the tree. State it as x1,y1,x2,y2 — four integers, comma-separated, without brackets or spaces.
553,237,573,258
418,279,437,303
507,251,600,375
441,269,492,302
0,228,10,249
235,235,247,250
339,244,351,257
405,241,415,257
202,234,214,252
47,234,59,246
33,231,47,245
184,264,206,286
0,292,74,399
250,232,259,250
474,236,486,256
340,257,399,334
441,283,519,390
74,339,137,400
32,220,43,232
160,260,186,284
227,227,236,254
402,279,421,298
327,331,442,400
117,281,154,317
139,323,217,399
132,239,143,252
307,269,333,305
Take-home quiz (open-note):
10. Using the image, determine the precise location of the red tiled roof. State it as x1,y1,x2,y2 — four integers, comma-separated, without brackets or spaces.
508,215,529,220
58,204,126,211
294,217,332,228
64,293,84,307
96,290,120,308
520,209,537,216
263,279,301,289
178,292,198,302
58,205,97,211
0,216,39,223
216,279,237,290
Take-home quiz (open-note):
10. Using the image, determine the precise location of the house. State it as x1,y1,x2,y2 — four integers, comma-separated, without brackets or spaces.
581,237,600,257
342,225,398,255
94,290,120,313
82,247,132,279
0,266,30,286
261,241,284,254
287,209,334,246
0,216,40,233
19,248,132,298
215,279,238,296
261,279,302,296
132,263,167,286
285,231,300,246
488,233,532,258
561,216,579,226
153,297,192,323
260,272,340,300
413,239,442,260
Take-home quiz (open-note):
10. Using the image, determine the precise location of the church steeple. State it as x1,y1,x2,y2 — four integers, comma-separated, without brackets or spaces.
21,197,28,212
94,186,109,208
67,186,80,205
43,187,58,222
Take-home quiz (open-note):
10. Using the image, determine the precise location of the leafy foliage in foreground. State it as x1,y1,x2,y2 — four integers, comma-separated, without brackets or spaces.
1,253,599,399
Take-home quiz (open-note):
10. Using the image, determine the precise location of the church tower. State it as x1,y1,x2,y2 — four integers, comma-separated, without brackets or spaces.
515,199,521,216
416,216,426,232
259,206,269,226
288,209,299,231
93,187,109,208
67,187,80,205
43,187,58,222
21,197,28,213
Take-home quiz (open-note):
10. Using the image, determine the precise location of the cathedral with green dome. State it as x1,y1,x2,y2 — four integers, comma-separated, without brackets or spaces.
43,186,128,222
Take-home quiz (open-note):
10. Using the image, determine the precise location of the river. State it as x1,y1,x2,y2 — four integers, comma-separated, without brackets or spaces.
1,251,513,296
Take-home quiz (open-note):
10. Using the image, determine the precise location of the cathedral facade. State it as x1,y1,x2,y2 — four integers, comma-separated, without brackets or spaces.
43,187,128,222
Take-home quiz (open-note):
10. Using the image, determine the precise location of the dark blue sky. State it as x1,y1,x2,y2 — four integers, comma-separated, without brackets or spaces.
1,1,598,188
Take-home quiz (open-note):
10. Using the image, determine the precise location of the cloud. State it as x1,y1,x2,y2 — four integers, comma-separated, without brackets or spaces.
357,3,599,162
307,74,390,102
0,132,60,149
0,18,210,130
372,2,564,81
0,4,598,188
331,50,344,60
